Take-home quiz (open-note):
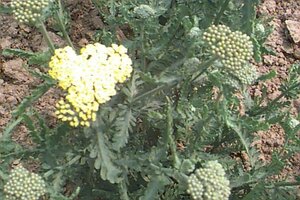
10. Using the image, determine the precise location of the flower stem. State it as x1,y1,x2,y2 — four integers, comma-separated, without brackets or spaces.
191,56,218,83
118,178,130,200
0,168,8,181
56,0,74,49
140,23,147,71
272,181,300,187
166,97,181,169
133,78,181,103
149,163,189,183
2,116,23,140
38,20,55,53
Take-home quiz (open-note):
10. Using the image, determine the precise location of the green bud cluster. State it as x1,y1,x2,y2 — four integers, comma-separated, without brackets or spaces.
222,63,258,87
203,25,253,67
10,0,50,24
236,63,258,85
188,27,201,39
184,57,201,67
203,25,257,85
133,4,156,19
187,161,231,200
4,166,46,200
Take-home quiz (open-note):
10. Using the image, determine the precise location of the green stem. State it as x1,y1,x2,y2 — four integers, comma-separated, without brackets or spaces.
54,156,81,171
191,92,222,147
0,148,41,159
133,78,181,103
166,97,181,169
0,170,8,181
133,85,165,102
55,0,74,49
91,0,102,15
69,187,81,199
140,24,147,71
2,116,23,139
38,20,55,53
110,0,116,16
260,180,300,190
118,178,130,200
250,82,300,116
273,181,300,187
149,163,189,183
214,0,231,25
191,56,218,83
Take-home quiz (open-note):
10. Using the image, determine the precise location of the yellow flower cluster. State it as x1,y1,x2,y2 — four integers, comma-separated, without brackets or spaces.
49,43,133,127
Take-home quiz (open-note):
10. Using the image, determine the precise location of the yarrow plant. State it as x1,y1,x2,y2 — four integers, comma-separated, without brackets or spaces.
1,0,300,200
187,161,231,200
49,43,133,127
4,166,46,200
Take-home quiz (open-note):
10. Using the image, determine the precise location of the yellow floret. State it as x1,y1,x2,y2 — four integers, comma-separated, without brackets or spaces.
92,113,97,121
49,43,133,127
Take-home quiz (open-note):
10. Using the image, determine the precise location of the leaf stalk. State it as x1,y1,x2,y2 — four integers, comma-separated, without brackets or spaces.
191,56,218,83
166,97,181,169
55,0,75,49
249,81,300,116
38,20,55,53
214,0,231,25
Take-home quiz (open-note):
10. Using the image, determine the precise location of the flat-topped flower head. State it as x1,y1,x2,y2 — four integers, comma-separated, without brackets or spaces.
49,43,133,127
187,160,231,200
203,25,257,85
11,0,50,24
4,166,46,200
203,25,253,63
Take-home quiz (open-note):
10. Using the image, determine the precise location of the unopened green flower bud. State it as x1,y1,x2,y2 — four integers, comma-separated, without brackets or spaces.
188,27,201,38
203,25,257,85
4,166,46,200
133,4,156,19
203,25,253,65
184,57,201,68
237,63,258,85
187,161,231,200
11,0,50,24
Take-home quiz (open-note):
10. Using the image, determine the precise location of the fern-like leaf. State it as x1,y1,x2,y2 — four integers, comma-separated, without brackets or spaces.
2,48,35,57
225,116,258,167
241,0,259,34
112,106,136,151
93,123,122,184
12,81,54,117
139,175,170,200
111,73,141,151
242,182,266,200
